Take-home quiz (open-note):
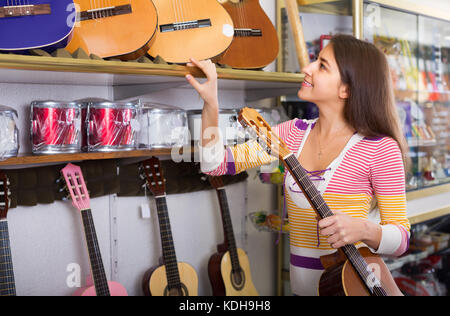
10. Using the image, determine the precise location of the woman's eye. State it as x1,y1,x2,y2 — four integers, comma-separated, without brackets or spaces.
320,63,326,70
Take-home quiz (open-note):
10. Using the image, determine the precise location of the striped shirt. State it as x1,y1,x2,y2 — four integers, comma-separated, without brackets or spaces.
201,118,410,295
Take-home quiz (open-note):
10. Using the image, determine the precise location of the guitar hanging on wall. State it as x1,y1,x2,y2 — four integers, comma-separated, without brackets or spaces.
141,157,198,296
238,107,403,296
217,0,279,69
61,163,128,296
207,176,258,296
0,171,16,296
0,0,75,53
147,0,234,64
64,0,158,60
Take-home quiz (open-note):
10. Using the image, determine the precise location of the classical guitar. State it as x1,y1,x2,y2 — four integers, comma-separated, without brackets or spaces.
0,0,75,52
216,0,279,69
141,157,198,296
238,107,403,296
0,172,16,296
65,0,158,60
61,163,128,296
147,0,234,64
207,176,258,296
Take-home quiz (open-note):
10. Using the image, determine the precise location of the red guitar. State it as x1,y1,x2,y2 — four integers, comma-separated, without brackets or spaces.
61,163,127,296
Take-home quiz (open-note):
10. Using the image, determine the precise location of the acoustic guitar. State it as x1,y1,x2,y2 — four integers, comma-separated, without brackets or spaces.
141,157,198,296
65,0,158,60
238,107,403,296
0,172,16,296
216,0,279,69
0,0,75,53
61,163,128,296
207,176,258,296
147,0,234,64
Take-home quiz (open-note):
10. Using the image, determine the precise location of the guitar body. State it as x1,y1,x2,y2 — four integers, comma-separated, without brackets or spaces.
65,0,158,60
73,276,128,296
0,0,75,52
319,247,403,296
147,0,234,63
219,248,258,296
217,0,279,69
144,262,198,296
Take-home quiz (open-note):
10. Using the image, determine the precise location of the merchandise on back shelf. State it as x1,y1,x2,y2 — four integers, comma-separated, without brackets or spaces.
0,105,19,159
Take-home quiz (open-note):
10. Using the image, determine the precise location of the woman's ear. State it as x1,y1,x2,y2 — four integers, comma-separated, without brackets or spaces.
338,83,349,99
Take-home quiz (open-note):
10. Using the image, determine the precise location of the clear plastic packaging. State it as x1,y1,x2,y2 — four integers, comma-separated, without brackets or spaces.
31,101,81,154
0,105,19,160
187,109,243,146
82,100,139,152
138,102,189,149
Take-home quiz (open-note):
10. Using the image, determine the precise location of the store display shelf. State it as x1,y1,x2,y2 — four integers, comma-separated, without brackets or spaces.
0,148,183,167
0,53,304,102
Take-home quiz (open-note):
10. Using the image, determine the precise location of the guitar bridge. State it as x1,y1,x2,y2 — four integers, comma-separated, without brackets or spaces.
79,4,132,21
234,28,262,37
0,4,51,18
160,19,212,33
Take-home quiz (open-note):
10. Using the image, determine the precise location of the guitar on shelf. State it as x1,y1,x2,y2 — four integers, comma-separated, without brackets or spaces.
238,107,403,296
141,157,198,296
217,0,279,69
207,176,258,296
0,0,75,53
65,0,158,60
0,172,16,296
61,163,128,296
147,0,234,64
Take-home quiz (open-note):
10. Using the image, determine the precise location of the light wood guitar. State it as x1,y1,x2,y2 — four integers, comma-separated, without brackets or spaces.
0,172,16,296
207,176,258,296
216,0,279,69
284,0,310,69
141,157,198,296
147,0,234,64
61,163,128,296
65,0,158,60
238,107,403,296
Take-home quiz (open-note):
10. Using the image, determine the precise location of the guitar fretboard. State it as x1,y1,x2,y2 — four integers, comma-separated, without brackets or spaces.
216,188,241,273
155,196,181,290
284,154,387,296
81,209,110,296
0,220,16,296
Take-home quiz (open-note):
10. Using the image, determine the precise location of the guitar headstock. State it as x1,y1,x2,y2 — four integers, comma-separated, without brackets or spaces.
141,157,166,197
208,176,225,190
238,107,291,160
61,163,91,211
0,172,11,220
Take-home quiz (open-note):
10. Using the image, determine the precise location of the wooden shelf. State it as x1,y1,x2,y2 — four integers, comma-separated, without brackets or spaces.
0,53,304,101
0,148,178,167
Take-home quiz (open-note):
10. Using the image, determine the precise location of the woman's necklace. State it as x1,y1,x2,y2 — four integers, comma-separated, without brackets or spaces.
315,120,354,161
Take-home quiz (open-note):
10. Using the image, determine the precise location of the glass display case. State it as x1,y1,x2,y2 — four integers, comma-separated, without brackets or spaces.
278,0,450,192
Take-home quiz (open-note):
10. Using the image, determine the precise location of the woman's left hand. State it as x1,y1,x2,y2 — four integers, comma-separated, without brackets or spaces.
318,211,368,249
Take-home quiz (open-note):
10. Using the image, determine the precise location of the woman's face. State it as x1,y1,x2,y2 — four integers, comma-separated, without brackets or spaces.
297,44,348,105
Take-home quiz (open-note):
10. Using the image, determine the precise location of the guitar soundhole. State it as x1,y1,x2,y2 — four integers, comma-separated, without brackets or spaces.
230,269,245,291
164,283,189,296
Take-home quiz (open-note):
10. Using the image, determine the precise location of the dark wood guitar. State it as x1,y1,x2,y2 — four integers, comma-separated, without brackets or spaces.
207,176,258,296
0,172,15,296
141,157,198,296
61,163,128,296
238,107,403,296
217,0,279,69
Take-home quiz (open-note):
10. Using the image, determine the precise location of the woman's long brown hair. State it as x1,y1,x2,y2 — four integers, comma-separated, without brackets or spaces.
330,34,411,173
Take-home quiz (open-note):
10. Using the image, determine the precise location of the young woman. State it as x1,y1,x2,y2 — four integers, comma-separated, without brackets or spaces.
185,34,410,296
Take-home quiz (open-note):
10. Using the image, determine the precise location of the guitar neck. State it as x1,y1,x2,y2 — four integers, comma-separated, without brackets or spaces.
155,196,182,289
283,154,387,296
0,220,16,296
215,188,241,272
80,209,110,296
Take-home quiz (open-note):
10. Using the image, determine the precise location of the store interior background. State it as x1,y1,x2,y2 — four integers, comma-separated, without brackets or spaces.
0,0,449,296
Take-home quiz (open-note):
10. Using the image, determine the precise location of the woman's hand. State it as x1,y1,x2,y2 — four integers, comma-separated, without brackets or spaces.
318,211,381,250
185,58,218,108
